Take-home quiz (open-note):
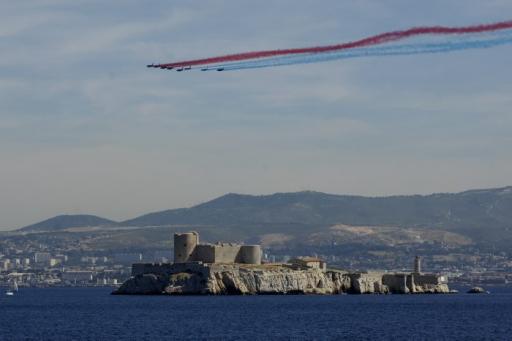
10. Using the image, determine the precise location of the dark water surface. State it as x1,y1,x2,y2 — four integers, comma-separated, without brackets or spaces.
1,287,512,340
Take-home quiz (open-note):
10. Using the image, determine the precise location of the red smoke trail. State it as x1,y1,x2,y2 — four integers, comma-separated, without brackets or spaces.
156,20,512,68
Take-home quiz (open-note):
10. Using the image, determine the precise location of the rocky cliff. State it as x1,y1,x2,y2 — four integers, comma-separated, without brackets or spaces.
113,264,449,295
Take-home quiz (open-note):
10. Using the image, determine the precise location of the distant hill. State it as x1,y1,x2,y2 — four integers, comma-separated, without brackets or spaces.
121,187,512,244
122,187,512,229
20,214,118,232
18,187,512,245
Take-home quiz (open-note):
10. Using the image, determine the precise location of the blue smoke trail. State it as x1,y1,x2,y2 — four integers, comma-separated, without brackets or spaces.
208,34,512,71
200,30,512,71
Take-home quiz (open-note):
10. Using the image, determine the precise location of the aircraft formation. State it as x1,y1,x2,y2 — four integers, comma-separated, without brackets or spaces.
147,20,512,72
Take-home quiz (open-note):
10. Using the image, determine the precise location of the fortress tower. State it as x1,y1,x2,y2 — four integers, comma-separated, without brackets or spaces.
239,245,261,264
174,232,199,263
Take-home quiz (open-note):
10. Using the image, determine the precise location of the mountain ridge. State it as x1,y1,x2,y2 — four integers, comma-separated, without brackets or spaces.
121,186,512,230
18,186,512,244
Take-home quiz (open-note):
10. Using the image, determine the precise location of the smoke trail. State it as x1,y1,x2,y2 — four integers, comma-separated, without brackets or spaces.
153,20,512,69
200,31,512,71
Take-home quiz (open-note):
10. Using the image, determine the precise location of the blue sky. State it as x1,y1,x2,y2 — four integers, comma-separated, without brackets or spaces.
1,1,512,229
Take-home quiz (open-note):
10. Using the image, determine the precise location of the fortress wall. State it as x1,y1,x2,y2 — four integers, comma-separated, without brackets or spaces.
174,232,198,263
239,245,262,265
168,262,210,277
214,244,242,263
194,244,216,263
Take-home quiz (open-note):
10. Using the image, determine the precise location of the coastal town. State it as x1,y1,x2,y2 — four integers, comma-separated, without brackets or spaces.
1,228,512,289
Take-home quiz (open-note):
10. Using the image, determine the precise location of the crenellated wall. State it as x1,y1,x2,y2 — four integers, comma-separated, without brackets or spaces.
214,244,242,263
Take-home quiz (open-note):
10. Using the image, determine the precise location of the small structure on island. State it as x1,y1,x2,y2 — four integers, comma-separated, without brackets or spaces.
288,257,327,272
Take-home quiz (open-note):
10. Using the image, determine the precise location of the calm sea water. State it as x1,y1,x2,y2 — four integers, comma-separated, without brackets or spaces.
1,287,512,340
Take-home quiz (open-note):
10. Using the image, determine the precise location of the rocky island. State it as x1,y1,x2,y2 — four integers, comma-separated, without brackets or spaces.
113,232,449,295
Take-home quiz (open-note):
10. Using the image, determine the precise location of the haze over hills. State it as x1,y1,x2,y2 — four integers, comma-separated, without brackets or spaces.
17,186,512,247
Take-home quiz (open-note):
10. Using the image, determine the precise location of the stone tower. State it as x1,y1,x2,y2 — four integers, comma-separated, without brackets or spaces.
414,256,421,274
239,245,262,265
174,232,198,263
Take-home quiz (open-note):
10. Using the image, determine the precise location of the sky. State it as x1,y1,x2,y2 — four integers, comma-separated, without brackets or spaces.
1,1,512,229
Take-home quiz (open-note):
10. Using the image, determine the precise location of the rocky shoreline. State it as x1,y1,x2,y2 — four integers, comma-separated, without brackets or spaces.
113,263,450,295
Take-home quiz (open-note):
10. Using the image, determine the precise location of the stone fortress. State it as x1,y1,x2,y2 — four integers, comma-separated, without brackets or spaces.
115,231,450,295
174,232,261,265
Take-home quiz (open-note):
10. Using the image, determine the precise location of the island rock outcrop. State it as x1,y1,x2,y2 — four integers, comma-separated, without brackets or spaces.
113,263,449,295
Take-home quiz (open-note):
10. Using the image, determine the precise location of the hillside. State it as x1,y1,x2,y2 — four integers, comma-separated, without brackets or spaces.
121,187,512,243
9,186,512,269
17,186,512,246
20,214,118,232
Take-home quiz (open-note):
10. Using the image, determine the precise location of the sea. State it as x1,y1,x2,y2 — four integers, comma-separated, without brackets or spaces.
1,286,512,340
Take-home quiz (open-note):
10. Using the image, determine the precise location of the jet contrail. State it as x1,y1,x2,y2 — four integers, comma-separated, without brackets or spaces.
147,20,512,72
